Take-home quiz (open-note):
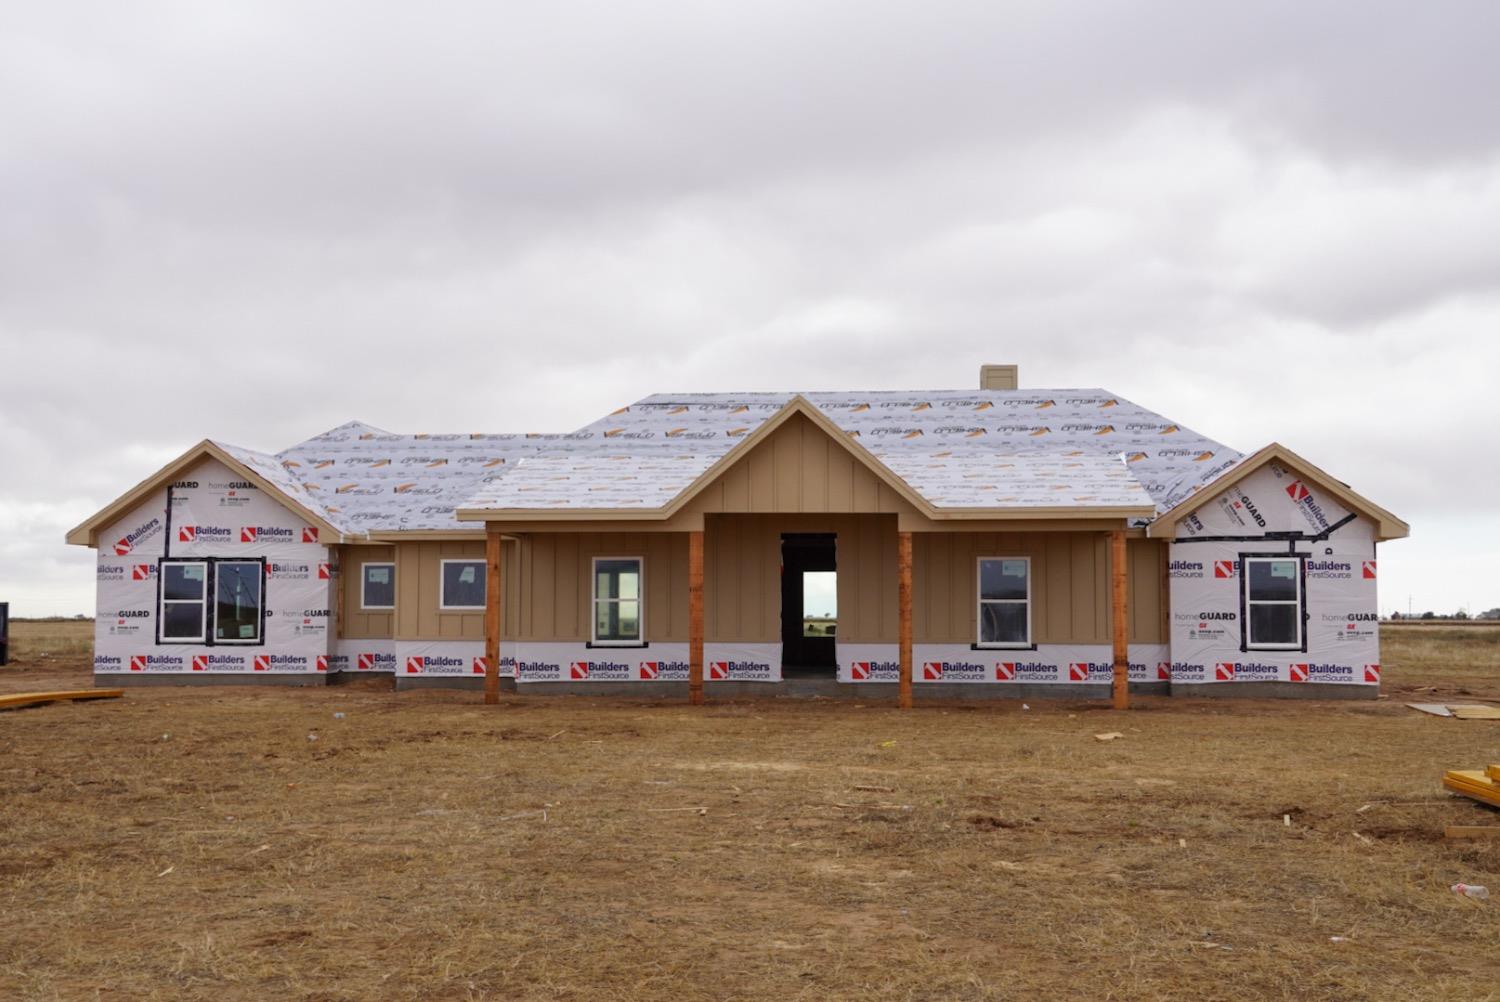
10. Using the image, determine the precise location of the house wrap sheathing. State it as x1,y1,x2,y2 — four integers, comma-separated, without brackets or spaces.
68,370,1406,696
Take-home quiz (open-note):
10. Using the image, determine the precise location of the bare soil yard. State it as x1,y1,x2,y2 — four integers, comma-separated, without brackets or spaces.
2,621,1499,1001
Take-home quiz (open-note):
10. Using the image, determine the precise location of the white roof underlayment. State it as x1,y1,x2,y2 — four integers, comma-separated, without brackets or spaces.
222,389,1240,535
463,390,1235,513
205,387,1242,537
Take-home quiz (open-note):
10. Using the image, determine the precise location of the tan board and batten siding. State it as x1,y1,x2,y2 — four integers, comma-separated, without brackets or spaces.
679,412,922,518
511,532,690,642
498,521,1163,645
338,545,395,639
393,540,487,640
914,533,1166,645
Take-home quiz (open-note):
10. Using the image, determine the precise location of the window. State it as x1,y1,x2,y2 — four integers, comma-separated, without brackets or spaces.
362,562,395,610
977,557,1030,647
160,561,209,642
159,558,267,645
593,557,643,645
214,561,263,643
440,559,486,610
1244,556,1304,650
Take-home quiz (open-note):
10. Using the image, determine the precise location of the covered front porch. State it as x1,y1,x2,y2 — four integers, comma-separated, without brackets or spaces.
475,510,1159,708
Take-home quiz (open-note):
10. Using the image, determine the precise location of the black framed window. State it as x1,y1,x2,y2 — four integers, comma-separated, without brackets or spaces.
592,557,643,644
977,557,1031,647
157,557,267,646
362,562,395,610
160,561,209,642
440,559,486,610
1243,556,1304,650
214,561,263,643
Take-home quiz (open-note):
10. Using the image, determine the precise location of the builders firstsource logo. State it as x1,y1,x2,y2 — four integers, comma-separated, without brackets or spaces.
406,655,466,675
517,659,563,681
252,654,309,672
241,526,295,544
93,655,124,672
569,659,632,680
1307,560,1352,580
191,653,247,672
1284,479,1333,532
638,659,688,680
1291,662,1358,683
709,660,774,680
849,660,898,681
357,652,396,671
995,661,1053,681
1167,559,1204,579
130,654,184,673
1225,661,1279,681
1068,661,1111,682
113,517,162,556
920,660,986,681
178,525,232,543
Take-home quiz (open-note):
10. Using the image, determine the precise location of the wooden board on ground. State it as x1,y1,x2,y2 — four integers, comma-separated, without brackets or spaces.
1448,705,1500,720
0,689,124,711
1406,703,1454,716
1443,769,1500,809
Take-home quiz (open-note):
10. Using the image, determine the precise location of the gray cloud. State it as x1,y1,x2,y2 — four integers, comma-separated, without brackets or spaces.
2,0,1498,617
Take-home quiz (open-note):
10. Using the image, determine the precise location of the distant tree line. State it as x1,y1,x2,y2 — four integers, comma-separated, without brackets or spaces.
1389,608,1500,621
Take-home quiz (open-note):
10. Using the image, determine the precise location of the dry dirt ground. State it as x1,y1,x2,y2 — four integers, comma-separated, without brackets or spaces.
2,621,1499,1001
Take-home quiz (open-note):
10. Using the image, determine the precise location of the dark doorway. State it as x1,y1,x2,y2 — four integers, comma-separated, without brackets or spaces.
781,533,837,675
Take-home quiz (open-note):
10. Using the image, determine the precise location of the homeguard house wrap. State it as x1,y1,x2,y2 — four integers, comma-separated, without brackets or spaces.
67,365,1407,700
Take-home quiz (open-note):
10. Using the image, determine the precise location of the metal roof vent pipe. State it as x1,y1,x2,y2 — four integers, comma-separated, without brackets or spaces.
980,364,1018,390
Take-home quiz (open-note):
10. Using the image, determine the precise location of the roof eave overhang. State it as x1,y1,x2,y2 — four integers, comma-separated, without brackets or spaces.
455,504,1156,523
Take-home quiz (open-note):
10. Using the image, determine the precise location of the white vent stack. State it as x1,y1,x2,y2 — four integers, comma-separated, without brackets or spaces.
980,364,1018,390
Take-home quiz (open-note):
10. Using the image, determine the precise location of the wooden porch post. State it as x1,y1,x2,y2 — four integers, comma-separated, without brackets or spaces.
689,529,704,706
1110,528,1129,710
484,528,503,706
898,530,913,710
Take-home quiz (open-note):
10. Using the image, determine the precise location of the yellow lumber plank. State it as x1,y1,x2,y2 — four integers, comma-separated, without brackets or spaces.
1448,705,1500,720
1487,764,1500,782
0,689,125,711
1443,771,1500,808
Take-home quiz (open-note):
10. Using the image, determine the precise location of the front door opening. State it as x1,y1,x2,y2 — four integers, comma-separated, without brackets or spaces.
781,533,837,675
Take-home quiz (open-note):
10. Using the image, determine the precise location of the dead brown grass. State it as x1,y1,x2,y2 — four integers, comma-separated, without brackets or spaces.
1,621,1498,1000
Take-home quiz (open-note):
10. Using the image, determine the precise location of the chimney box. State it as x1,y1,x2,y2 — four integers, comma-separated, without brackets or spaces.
980,364,1018,390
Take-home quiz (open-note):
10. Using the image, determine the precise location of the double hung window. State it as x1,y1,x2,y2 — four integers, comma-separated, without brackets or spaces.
1243,556,1303,650
977,557,1031,647
593,557,643,645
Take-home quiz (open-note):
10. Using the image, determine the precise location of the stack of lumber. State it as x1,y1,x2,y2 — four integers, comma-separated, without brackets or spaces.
1444,764,1500,808
0,689,123,711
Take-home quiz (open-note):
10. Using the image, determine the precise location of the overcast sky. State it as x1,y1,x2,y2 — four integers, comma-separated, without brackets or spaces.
3,1,1497,618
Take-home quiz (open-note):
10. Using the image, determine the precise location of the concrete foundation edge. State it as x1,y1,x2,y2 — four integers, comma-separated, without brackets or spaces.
1169,681,1378,700
95,673,332,688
